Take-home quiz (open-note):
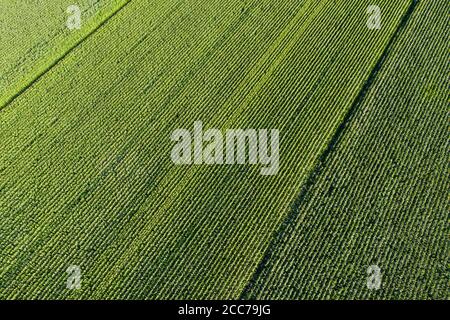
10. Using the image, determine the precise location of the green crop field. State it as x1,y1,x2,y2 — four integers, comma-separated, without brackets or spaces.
0,0,448,300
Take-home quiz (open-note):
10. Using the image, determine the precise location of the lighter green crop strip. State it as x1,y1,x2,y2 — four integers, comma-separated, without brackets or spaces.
239,0,412,298
244,0,414,284
243,2,412,298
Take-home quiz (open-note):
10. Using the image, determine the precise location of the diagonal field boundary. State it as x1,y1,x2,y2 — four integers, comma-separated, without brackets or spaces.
240,0,421,299
0,0,133,113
